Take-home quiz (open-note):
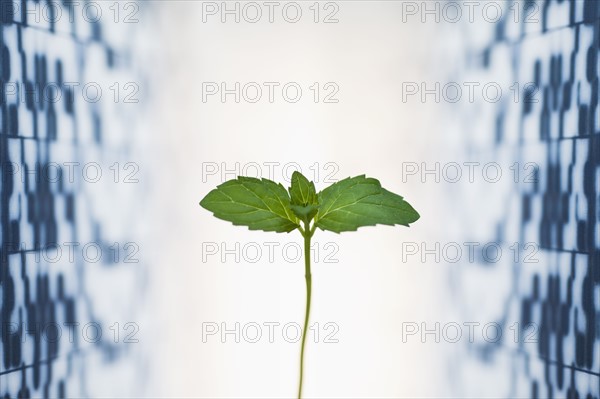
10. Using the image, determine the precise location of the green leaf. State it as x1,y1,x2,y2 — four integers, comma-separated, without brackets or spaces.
200,176,300,233
290,204,319,224
289,171,317,206
314,175,420,233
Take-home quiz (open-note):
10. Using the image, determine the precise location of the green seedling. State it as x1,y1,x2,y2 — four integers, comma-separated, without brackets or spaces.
200,171,420,398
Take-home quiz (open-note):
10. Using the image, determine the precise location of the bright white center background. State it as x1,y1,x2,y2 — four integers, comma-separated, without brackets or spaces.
144,2,456,397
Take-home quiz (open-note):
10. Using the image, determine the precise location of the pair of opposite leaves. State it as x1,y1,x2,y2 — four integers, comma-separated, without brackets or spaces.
200,171,419,233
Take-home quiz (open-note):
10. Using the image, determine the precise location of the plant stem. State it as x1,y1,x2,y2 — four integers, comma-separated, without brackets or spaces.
298,226,312,398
